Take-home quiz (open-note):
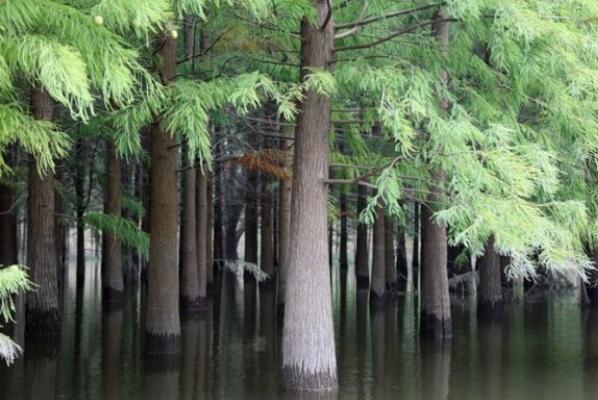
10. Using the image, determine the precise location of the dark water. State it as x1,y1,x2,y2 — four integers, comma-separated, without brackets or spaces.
2,262,598,400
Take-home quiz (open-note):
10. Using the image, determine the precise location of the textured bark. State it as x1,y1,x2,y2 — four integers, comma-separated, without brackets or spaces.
479,235,503,316
370,206,386,306
282,1,337,390
196,169,209,307
180,144,200,309
277,132,293,309
145,34,181,354
0,149,17,267
339,189,348,270
75,139,86,290
355,184,369,290
385,216,397,292
102,142,124,305
26,87,60,338
420,11,452,340
260,171,275,288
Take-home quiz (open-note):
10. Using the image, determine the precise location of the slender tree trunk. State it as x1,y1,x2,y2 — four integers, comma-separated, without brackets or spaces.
213,141,224,266
180,144,200,309
370,206,386,306
0,149,17,267
75,139,86,289
196,169,208,308
282,1,337,390
339,189,348,270
260,171,275,288
140,128,151,281
385,215,397,292
206,174,214,290
420,10,452,340
244,160,259,272
25,87,60,338
145,33,181,354
478,235,503,315
355,185,369,290
277,132,293,310
102,142,124,305
54,162,65,284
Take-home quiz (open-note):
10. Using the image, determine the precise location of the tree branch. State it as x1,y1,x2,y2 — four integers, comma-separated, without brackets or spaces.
334,0,369,40
335,2,443,31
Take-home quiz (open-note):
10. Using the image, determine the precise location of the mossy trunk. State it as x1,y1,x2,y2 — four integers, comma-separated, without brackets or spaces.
180,143,201,310
145,34,181,354
282,1,337,390
355,184,369,290
478,235,503,316
102,142,124,305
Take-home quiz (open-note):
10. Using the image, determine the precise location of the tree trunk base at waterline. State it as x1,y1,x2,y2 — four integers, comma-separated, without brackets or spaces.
420,311,452,339
144,332,181,355
25,308,61,339
282,365,338,391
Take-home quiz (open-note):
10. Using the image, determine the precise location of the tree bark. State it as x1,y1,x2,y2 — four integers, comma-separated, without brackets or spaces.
277,132,293,310
75,138,86,289
102,142,124,305
370,206,386,306
244,158,259,272
180,144,201,309
339,189,348,270
25,87,60,338
355,184,369,290
260,171,275,288
145,33,181,354
206,174,214,290
196,169,209,308
478,235,503,316
0,149,17,267
385,215,397,292
213,139,224,267
282,0,337,390
420,10,452,340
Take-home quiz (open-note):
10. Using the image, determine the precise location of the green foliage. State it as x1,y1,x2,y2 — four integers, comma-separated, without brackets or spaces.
85,212,150,258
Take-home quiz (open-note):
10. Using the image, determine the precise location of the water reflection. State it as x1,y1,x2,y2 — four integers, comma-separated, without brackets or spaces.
3,262,598,400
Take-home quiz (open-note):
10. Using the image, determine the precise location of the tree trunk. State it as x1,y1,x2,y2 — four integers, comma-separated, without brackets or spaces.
213,139,224,267
385,215,397,292
339,189,348,270
180,144,201,309
370,206,386,306
277,132,293,310
355,184,369,290
206,174,214,290
420,10,452,340
145,34,181,354
244,161,258,272
102,142,124,305
0,149,17,267
260,171,275,288
282,1,337,390
479,235,503,315
196,169,209,309
54,162,65,283
75,138,86,289
25,87,60,338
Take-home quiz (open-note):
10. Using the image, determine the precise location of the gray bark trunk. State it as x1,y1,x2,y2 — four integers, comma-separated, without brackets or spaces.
478,235,503,316
355,185,369,290
370,206,386,305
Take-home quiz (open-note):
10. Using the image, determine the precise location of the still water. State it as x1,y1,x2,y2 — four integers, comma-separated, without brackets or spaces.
2,261,598,400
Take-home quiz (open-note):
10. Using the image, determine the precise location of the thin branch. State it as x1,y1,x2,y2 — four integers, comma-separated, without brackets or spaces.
334,0,369,40
335,2,443,30
334,18,455,53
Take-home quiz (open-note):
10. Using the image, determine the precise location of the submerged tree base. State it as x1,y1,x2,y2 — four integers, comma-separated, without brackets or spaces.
420,312,452,339
102,287,124,306
478,300,504,319
369,290,385,309
25,308,61,338
144,332,181,354
180,296,208,311
282,365,337,391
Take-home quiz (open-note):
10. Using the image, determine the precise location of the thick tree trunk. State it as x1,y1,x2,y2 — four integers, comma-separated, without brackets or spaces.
277,132,293,309
420,187,451,339
282,1,337,390
478,235,503,315
25,87,60,338
260,171,275,288
180,144,201,309
102,142,124,305
370,206,386,306
0,149,17,267
355,185,369,290
75,139,86,289
339,189,348,270
385,216,397,292
196,169,209,308
420,11,452,340
145,34,181,354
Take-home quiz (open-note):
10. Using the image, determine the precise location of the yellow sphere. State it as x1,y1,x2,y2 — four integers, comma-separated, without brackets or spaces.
170,29,178,39
94,15,104,26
